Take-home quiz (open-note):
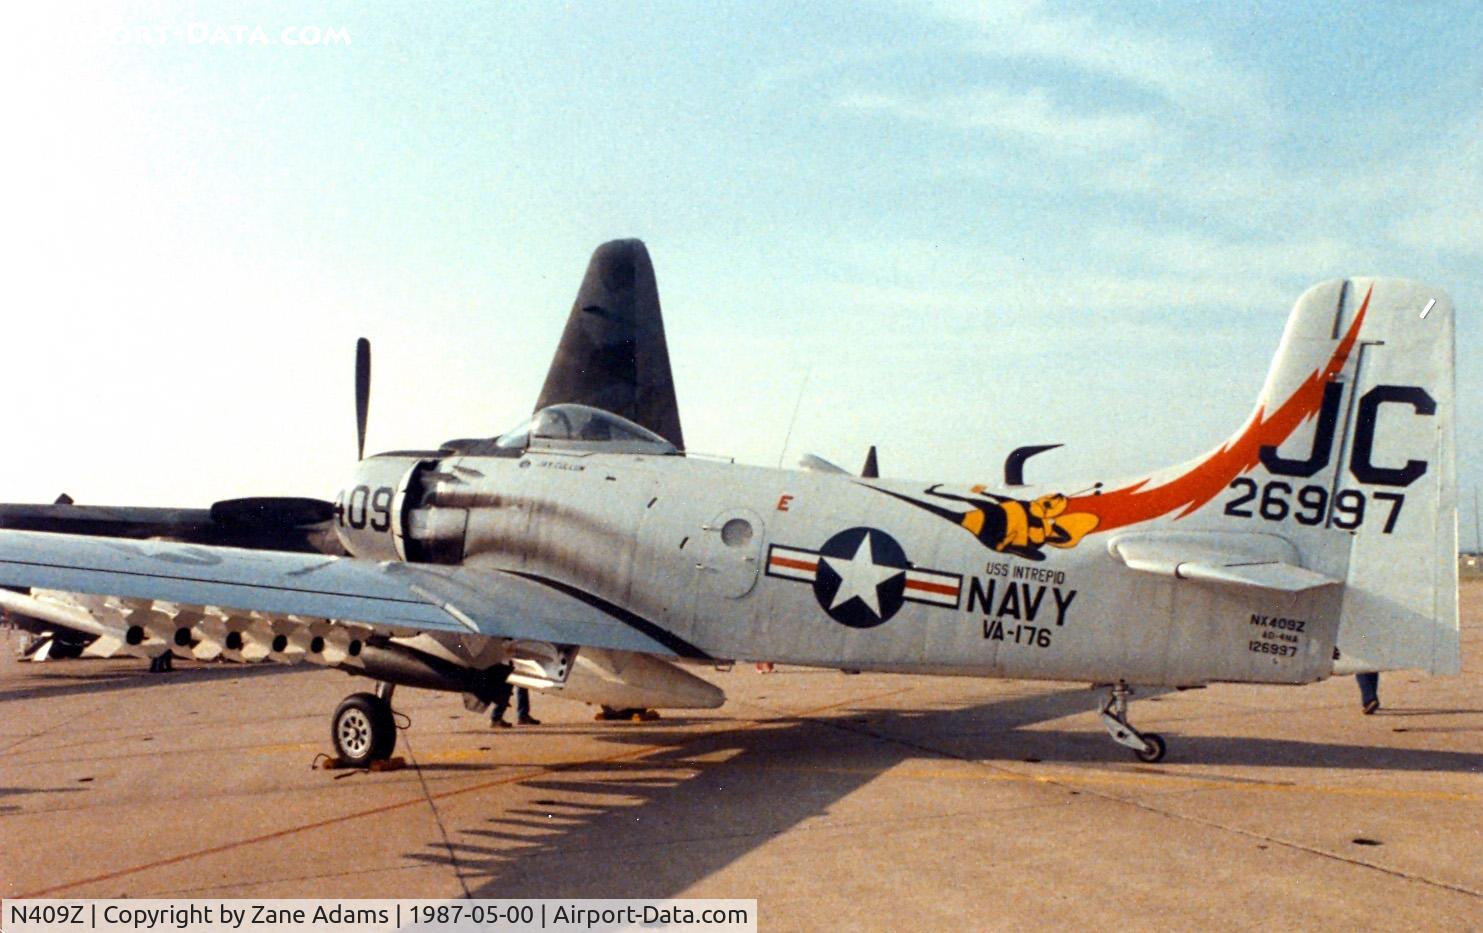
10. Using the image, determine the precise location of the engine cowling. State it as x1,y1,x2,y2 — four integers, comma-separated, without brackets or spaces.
333,455,468,563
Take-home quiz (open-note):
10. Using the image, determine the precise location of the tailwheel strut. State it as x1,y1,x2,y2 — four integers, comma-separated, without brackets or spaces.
1098,682,1166,763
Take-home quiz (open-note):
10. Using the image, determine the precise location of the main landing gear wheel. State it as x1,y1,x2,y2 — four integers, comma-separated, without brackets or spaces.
1098,682,1167,763
332,692,397,767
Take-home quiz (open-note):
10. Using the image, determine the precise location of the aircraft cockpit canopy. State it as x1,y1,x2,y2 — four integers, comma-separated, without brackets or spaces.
492,404,679,456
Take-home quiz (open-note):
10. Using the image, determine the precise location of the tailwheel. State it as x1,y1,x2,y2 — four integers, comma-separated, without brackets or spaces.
1134,732,1166,763
332,692,397,767
1097,682,1167,763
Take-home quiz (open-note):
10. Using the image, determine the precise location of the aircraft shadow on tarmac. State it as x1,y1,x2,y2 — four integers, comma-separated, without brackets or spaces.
0,783,84,814
401,687,1482,899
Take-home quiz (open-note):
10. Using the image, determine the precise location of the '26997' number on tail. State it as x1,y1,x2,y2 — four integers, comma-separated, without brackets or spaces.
1223,479,1404,533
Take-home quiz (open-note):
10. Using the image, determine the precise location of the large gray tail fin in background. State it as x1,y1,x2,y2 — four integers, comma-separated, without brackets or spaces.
535,239,685,449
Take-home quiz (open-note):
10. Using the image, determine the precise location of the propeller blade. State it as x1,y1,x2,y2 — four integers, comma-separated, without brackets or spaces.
355,337,371,460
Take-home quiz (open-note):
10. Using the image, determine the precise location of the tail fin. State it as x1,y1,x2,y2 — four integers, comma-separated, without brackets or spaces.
1073,278,1458,674
535,239,685,449
1315,280,1458,674
1248,279,1457,674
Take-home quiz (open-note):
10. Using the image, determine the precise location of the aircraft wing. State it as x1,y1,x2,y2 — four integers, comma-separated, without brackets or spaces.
0,497,342,553
1107,531,1340,593
0,530,686,657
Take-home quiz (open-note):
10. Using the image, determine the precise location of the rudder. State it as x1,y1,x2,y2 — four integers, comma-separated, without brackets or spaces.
1253,278,1457,674
1327,280,1457,674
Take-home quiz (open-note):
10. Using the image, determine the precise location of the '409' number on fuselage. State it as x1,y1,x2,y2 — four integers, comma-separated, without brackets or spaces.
336,484,395,531
1223,479,1404,533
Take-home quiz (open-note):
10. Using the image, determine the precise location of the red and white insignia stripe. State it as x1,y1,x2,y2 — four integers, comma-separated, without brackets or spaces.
903,568,962,609
769,544,962,610
766,545,819,582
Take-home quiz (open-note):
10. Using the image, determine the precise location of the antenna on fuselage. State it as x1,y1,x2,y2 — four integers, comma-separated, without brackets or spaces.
355,337,371,460
777,368,811,469
861,446,879,479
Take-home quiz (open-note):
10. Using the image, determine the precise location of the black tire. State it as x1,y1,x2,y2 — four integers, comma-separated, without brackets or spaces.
332,692,396,767
1134,732,1166,763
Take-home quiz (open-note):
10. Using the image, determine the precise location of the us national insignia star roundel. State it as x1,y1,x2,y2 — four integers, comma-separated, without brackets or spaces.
765,528,963,626
813,527,909,628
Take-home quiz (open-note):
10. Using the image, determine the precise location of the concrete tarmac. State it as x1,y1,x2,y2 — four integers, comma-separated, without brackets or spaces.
2,585,1480,930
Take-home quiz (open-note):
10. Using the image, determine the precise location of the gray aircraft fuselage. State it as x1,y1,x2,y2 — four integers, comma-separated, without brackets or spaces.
337,443,1341,690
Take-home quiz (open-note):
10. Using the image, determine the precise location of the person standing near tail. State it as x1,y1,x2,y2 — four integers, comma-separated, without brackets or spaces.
1356,672,1380,715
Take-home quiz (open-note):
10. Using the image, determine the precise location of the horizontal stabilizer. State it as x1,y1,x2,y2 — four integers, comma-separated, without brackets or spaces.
1165,560,1337,593
799,453,849,474
1108,531,1340,593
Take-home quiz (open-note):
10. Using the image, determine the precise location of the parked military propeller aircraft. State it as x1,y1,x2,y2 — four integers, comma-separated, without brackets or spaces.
0,241,1458,766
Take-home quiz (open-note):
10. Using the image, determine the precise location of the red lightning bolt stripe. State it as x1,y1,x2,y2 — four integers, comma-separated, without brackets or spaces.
1066,285,1372,534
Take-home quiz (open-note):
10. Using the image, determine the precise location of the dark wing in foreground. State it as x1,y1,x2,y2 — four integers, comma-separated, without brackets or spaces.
0,530,686,656
0,497,342,553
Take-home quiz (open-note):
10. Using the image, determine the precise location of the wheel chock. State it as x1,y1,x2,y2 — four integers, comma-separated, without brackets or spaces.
315,755,407,772
595,707,662,722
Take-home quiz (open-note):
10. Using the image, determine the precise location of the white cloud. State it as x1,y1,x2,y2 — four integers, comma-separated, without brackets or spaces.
1393,205,1483,258
1079,229,1385,282
1390,116,1483,258
837,86,1159,151
750,47,897,93
922,0,1271,123
781,231,1364,332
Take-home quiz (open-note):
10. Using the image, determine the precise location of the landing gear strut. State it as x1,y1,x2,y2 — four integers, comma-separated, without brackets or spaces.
1098,682,1166,763
331,683,397,767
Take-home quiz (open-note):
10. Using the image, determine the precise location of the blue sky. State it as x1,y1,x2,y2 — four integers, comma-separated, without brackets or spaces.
9,2,1482,544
